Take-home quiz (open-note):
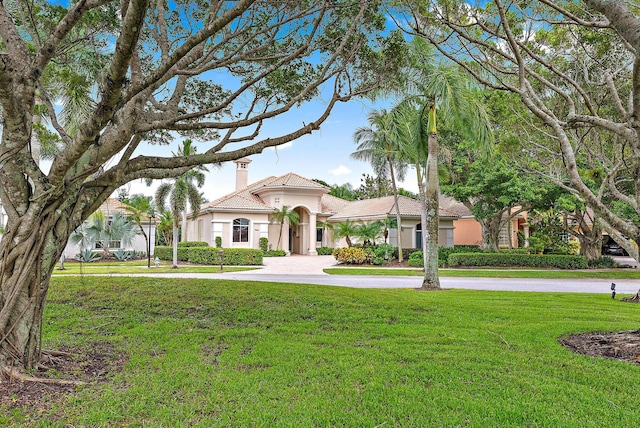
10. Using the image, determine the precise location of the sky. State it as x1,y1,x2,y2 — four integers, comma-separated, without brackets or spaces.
124,96,419,203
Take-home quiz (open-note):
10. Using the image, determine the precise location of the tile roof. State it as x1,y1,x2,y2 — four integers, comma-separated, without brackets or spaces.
256,173,329,190
201,176,276,212
329,195,460,221
439,195,473,217
320,194,350,214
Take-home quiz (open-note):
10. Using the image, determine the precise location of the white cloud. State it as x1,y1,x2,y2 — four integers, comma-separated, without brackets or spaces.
329,165,351,176
266,141,293,151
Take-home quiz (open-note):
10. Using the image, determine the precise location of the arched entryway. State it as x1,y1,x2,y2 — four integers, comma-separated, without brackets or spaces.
285,205,317,255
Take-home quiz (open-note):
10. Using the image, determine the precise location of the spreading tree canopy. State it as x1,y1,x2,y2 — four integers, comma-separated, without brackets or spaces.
0,0,405,372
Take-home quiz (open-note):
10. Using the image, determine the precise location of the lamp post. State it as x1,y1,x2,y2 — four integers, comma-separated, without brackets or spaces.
147,210,155,268
218,249,224,272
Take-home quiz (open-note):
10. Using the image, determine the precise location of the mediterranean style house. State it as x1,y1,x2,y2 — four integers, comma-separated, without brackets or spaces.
185,158,461,254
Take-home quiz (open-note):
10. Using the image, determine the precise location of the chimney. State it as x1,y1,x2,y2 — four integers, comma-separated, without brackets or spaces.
234,158,251,190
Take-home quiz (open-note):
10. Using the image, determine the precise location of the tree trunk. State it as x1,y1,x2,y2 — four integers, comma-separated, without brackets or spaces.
388,160,404,263
172,224,179,268
479,212,504,252
422,130,440,290
0,212,70,370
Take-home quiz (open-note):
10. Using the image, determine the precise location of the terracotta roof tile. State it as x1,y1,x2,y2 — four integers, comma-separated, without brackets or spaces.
330,195,459,221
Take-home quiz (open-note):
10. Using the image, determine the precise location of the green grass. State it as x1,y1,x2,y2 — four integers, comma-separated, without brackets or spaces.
4,277,640,426
52,261,255,275
324,266,640,279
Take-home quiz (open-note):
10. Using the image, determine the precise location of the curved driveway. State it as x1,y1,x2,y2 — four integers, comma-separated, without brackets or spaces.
120,255,640,294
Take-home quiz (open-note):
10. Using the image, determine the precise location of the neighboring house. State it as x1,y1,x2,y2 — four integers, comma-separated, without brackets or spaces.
440,195,530,248
63,198,157,259
186,158,461,254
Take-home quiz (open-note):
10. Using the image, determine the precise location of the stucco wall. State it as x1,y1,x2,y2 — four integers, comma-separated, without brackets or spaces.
453,218,483,246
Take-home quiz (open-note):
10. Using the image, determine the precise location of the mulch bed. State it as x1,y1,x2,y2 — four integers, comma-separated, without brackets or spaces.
0,342,127,414
559,329,640,365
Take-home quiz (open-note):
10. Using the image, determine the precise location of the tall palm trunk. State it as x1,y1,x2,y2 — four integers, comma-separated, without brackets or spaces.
416,166,428,269
422,105,441,290
172,221,179,268
387,159,404,263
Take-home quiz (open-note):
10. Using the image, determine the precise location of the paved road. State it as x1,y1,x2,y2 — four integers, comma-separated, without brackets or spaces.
111,271,639,294
96,254,640,294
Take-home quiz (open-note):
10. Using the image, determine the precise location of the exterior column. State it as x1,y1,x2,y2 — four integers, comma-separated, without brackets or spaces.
308,213,317,255
523,224,530,247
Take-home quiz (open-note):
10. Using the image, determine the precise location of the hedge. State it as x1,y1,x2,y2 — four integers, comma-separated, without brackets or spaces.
177,241,209,248
447,253,588,269
316,246,334,256
154,246,263,265
154,246,177,260
407,246,483,268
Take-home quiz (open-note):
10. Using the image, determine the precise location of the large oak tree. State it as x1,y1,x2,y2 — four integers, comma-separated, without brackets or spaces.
0,0,404,372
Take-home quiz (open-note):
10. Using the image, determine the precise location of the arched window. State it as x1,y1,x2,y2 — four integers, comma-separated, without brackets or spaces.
233,218,250,242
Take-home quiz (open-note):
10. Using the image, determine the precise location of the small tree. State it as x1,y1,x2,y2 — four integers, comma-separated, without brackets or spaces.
71,212,139,259
333,220,359,247
271,206,300,251
354,221,384,247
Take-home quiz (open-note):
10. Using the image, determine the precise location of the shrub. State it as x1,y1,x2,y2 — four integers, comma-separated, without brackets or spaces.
439,245,482,267
393,247,420,261
372,244,396,265
316,246,334,255
113,249,133,261
185,247,263,265
264,250,286,257
499,248,532,254
76,249,100,262
259,237,269,253
178,241,209,248
215,236,222,248
408,251,423,267
588,256,617,269
448,253,588,269
333,247,368,264
153,246,172,260
406,246,483,268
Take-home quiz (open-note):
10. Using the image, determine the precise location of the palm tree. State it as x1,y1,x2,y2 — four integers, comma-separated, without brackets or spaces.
70,211,139,259
351,110,408,262
333,220,359,247
398,43,492,289
270,206,300,251
156,210,174,247
173,140,208,242
155,177,204,269
354,221,384,247
122,194,154,257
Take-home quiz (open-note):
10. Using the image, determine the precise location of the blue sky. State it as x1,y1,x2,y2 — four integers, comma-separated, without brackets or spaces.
126,95,418,202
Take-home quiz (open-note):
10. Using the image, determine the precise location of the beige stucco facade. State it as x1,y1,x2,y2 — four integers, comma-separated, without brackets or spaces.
187,161,461,254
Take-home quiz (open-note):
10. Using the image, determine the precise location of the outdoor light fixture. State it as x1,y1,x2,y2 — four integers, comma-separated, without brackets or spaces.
611,282,616,299
219,249,224,272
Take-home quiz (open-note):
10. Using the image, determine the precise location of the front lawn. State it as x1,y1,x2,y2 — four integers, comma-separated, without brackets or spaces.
4,277,639,426
51,261,255,275
324,266,640,279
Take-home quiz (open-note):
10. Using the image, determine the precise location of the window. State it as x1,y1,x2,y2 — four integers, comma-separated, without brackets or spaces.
233,218,250,242
274,197,280,204
316,227,323,243
415,223,422,249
